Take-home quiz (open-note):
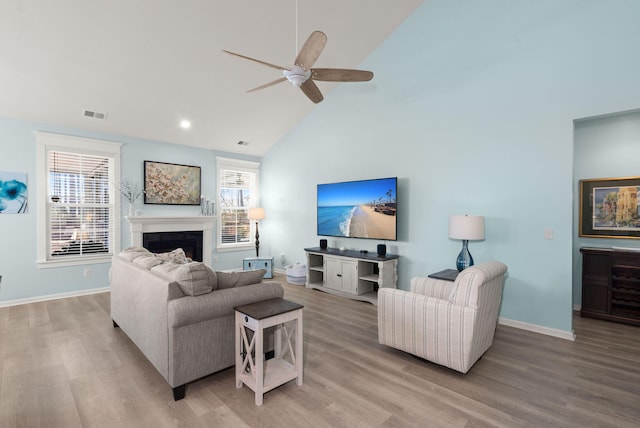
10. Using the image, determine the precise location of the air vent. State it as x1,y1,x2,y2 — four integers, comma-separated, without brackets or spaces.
237,140,250,146
82,109,108,120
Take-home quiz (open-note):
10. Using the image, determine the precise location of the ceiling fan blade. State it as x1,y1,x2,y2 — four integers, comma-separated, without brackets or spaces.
222,50,288,71
295,31,327,70
311,68,374,82
247,77,287,93
300,79,324,104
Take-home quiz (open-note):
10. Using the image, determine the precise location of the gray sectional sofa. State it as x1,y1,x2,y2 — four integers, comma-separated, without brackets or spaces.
110,247,284,400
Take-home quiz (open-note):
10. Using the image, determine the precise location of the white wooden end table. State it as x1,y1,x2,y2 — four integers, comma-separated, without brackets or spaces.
234,298,304,406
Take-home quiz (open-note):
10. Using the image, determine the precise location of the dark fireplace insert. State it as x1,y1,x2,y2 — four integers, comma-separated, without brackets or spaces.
143,231,203,262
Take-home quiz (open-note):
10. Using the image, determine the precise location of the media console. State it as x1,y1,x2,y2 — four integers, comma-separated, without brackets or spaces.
304,247,399,305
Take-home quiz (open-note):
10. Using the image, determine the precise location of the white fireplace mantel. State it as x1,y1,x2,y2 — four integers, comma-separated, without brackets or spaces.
125,216,216,266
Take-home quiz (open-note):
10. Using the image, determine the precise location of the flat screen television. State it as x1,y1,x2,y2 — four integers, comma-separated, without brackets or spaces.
317,177,397,241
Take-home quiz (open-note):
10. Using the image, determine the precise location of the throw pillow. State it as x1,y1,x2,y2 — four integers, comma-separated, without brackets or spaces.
151,261,217,296
133,254,164,269
216,269,266,289
119,246,152,261
155,248,189,264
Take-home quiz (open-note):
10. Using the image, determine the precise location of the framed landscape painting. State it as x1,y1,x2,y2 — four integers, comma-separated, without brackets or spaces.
144,161,201,205
579,176,640,239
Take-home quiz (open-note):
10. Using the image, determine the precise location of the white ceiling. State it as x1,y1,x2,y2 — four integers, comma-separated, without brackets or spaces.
0,0,424,156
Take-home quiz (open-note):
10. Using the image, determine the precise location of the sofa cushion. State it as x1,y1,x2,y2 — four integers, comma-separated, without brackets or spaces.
156,248,190,264
119,246,152,261
151,262,217,296
217,269,266,289
133,254,164,269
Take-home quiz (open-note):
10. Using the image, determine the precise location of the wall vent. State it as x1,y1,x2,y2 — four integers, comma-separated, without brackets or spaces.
82,109,108,120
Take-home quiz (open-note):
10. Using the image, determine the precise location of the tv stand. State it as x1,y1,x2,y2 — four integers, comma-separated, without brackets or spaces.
304,247,399,305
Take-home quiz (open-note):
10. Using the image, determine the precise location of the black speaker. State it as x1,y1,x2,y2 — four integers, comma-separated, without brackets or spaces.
320,239,328,249
377,244,387,256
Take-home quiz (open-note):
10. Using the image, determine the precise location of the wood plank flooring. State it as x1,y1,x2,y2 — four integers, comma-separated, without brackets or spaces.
1,273,639,427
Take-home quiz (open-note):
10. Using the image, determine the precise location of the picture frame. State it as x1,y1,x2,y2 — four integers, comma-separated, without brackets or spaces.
144,161,201,205
0,171,28,214
579,176,640,239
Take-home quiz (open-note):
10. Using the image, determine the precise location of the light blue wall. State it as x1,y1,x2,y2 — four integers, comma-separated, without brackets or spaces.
0,117,258,303
260,0,640,334
573,110,640,306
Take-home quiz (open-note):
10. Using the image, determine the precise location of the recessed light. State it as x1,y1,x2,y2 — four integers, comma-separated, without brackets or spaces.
180,119,191,129
237,140,250,146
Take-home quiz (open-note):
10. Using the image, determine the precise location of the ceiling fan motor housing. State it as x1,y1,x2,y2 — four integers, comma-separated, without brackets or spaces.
283,65,311,87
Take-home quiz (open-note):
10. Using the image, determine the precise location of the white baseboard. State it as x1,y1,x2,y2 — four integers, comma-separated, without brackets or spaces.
0,287,110,308
573,303,581,311
499,317,576,341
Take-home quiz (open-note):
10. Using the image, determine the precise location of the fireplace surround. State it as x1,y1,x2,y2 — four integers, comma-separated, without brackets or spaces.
125,216,215,266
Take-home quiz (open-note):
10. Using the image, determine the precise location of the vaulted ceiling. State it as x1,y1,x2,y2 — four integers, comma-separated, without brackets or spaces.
0,1,424,156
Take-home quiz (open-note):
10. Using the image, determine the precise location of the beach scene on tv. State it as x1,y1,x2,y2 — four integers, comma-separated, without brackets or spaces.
317,177,397,241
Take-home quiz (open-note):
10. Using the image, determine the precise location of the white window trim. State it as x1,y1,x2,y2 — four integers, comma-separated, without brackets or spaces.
36,131,122,268
216,156,260,252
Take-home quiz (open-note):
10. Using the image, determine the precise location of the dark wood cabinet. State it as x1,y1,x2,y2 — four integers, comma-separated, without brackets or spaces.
580,247,640,326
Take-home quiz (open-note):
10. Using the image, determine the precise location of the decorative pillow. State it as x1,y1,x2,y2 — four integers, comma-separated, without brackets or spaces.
216,269,266,289
151,261,217,296
133,254,164,269
119,246,152,261
155,248,189,264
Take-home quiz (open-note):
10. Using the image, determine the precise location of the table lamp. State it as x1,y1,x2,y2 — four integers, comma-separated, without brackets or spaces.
248,207,265,257
449,215,485,271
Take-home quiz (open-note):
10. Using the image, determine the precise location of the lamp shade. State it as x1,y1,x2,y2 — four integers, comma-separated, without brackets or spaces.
248,207,265,220
449,215,485,240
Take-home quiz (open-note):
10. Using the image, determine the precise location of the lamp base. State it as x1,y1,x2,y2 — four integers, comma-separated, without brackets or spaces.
456,240,474,271
254,222,260,257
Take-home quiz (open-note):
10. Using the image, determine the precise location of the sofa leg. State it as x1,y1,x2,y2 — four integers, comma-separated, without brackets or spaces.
112,320,119,328
173,384,187,401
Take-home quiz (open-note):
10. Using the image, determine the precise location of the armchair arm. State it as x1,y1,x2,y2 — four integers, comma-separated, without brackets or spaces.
378,288,477,373
410,276,456,301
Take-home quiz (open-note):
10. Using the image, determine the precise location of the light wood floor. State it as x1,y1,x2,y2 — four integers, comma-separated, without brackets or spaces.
1,273,639,427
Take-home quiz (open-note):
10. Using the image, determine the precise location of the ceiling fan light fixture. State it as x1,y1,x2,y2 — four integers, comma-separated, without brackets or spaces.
283,66,311,88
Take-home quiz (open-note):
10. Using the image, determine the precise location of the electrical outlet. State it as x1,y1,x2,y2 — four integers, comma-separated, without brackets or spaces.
544,228,553,240
213,255,218,263
83,268,92,278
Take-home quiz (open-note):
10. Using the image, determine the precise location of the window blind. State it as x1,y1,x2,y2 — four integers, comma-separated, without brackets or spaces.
219,169,253,245
48,150,113,258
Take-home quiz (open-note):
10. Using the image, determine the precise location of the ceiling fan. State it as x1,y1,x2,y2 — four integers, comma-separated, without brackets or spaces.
223,30,373,104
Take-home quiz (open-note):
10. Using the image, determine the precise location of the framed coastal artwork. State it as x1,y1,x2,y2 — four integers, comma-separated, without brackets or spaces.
0,171,28,214
144,161,201,205
579,176,640,239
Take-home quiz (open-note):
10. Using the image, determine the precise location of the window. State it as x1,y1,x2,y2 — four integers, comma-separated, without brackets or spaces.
216,157,259,251
37,132,121,267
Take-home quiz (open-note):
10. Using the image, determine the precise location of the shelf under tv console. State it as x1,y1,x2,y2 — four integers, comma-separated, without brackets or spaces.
303,247,399,305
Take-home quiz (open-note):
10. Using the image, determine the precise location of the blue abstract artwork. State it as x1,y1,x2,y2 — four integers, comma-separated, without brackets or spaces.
0,171,28,214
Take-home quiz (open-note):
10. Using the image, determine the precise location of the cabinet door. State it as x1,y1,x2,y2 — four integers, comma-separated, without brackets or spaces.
325,257,343,290
340,261,358,294
582,252,610,314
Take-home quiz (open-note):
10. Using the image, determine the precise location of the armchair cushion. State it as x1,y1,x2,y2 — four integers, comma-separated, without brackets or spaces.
410,276,456,301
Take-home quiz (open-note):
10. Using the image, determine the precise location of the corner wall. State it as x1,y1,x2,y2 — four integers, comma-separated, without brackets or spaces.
260,0,640,334
573,110,640,307
0,117,258,304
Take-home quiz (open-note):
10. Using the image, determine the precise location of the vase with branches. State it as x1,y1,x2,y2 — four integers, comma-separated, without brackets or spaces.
119,179,144,216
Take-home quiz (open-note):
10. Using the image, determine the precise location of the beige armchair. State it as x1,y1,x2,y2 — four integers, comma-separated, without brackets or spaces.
378,261,508,373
